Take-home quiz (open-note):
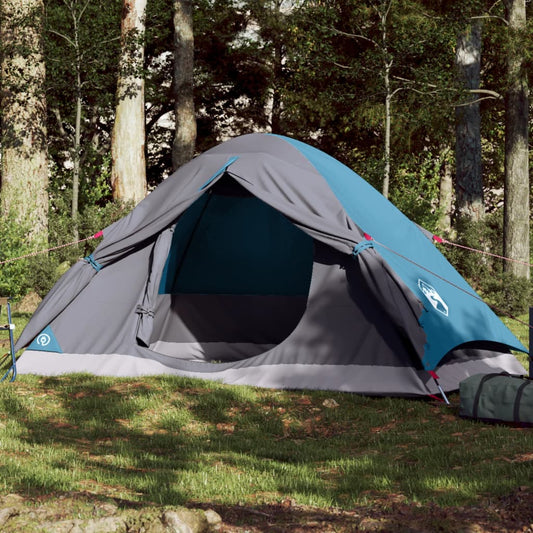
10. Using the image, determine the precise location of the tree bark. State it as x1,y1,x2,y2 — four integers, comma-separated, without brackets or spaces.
0,0,49,246
437,146,454,235
503,0,529,279
71,3,83,240
172,0,196,171
111,0,147,204
380,0,392,199
271,39,284,134
455,20,483,221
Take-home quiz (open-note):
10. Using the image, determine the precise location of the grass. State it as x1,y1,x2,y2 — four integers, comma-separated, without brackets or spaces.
0,372,532,511
0,310,531,520
501,312,531,369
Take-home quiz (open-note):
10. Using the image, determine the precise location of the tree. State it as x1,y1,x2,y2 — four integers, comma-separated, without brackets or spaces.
455,20,484,221
283,1,455,209
144,0,264,179
172,0,196,170
245,0,301,134
502,0,529,279
45,0,121,239
0,0,49,246
111,0,148,204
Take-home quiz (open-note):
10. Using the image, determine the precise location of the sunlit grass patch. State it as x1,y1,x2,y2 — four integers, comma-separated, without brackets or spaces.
0,374,532,510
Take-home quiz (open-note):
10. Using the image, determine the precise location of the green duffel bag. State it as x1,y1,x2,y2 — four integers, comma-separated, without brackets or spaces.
459,372,533,425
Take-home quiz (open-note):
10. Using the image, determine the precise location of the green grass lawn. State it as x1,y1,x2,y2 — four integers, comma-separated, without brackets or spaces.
0,373,532,511
0,310,531,523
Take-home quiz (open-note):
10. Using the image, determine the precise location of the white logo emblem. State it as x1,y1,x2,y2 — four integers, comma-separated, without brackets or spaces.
37,333,51,347
418,279,449,317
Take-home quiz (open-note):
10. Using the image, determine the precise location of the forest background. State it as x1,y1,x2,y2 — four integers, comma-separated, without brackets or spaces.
0,0,532,317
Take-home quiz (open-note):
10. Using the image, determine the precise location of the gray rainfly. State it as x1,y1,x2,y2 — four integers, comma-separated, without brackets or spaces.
15,134,527,396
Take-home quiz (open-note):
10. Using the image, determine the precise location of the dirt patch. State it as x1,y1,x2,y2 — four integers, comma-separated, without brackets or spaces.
199,488,533,532
1,489,533,532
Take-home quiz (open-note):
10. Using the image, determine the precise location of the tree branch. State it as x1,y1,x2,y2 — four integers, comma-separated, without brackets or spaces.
471,14,508,26
468,88,502,99
333,61,352,69
456,96,500,107
47,29,76,48
326,26,379,48
51,107,73,143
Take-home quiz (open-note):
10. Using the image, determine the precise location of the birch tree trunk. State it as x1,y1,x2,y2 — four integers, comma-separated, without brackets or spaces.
379,0,392,199
0,0,49,246
71,4,83,238
111,0,147,204
172,0,196,171
503,0,530,279
455,20,483,222
271,39,284,134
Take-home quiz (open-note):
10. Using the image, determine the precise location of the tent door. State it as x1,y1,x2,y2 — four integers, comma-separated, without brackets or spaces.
148,177,314,362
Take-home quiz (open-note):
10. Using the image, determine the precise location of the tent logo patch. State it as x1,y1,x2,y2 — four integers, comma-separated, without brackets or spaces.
418,279,449,317
36,333,51,347
28,326,63,353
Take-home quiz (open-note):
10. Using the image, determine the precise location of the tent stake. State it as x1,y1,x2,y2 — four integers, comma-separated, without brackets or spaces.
434,380,450,405
428,370,450,405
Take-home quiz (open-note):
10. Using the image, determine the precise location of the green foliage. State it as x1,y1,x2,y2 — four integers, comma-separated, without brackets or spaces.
486,272,531,318
1,157,129,300
2,0,531,308
44,0,121,208
443,213,532,316
0,197,129,301
44,0,120,115
444,216,498,289
279,0,457,190
0,217,32,299
389,151,444,231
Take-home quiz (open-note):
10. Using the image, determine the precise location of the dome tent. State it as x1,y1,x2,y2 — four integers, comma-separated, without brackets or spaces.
15,133,526,396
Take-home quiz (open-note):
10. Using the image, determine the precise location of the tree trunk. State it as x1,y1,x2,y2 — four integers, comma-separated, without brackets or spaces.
172,0,196,171
0,0,49,247
71,6,83,241
383,63,392,200
437,146,454,235
111,0,147,204
503,0,529,279
455,20,483,221
380,1,392,199
271,39,284,134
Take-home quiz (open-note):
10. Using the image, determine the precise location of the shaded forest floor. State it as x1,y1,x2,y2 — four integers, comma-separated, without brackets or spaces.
2,488,533,532
207,488,533,532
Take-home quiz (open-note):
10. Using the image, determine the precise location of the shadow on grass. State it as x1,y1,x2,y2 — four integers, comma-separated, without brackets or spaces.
0,374,532,513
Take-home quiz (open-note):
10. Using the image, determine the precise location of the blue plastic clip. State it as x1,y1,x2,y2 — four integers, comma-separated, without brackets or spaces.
85,254,103,272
